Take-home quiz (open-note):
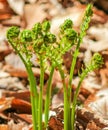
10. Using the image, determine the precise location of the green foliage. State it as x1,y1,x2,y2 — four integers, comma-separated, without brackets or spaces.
7,26,20,39
42,20,50,32
79,53,103,79
44,33,56,43
80,4,93,41
72,53,103,129
91,52,103,68
60,19,73,33
6,4,103,130
20,30,33,43
32,22,42,35
64,28,77,41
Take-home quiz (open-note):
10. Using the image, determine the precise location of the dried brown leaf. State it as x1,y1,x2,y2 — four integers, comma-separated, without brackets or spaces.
0,125,8,130
11,98,31,114
24,3,48,28
0,97,14,112
7,0,24,15
48,116,63,130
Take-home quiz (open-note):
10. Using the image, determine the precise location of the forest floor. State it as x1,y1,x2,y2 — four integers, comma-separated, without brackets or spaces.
0,0,108,130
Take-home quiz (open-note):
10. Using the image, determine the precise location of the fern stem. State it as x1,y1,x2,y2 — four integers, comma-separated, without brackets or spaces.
71,71,85,129
9,39,39,130
38,56,44,130
27,65,39,130
45,66,54,128
69,43,80,130
58,67,69,130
